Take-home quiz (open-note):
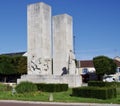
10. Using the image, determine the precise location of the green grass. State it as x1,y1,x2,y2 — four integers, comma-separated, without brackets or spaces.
0,88,120,104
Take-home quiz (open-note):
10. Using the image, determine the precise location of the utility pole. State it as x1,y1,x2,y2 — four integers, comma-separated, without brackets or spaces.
73,35,75,54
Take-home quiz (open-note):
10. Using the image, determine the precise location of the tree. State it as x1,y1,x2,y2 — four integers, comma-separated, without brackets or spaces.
93,56,117,80
17,56,27,75
0,55,17,82
12,56,21,73
0,55,27,82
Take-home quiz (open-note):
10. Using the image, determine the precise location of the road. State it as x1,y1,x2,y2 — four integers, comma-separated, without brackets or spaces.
0,100,119,106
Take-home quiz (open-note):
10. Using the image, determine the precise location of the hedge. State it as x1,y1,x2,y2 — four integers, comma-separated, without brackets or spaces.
115,82,120,87
88,81,116,87
15,81,38,93
72,87,116,99
0,83,12,91
36,83,68,92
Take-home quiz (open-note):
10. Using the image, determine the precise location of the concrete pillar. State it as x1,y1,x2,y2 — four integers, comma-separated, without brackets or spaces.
53,14,76,75
27,2,52,75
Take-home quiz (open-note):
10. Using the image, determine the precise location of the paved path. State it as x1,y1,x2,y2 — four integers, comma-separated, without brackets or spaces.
0,100,119,106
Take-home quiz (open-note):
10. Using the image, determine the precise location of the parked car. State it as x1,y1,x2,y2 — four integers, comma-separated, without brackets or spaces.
103,75,116,82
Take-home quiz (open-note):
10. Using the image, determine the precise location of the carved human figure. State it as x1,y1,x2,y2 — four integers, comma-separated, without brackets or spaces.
41,59,49,72
30,56,50,74
30,56,41,73
68,50,76,75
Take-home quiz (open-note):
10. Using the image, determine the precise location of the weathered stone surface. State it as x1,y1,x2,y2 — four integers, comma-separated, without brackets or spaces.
27,2,52,75
17,74,81,88
52,14,76,75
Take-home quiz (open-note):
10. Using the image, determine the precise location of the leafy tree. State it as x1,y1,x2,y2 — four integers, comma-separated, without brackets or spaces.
93,56,117,80
17,56,27,75
0,55,27,82
0,55,17,82
12,56,21,73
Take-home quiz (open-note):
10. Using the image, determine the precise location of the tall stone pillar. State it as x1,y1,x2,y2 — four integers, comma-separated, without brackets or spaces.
27,2,52,75
53,14,76,75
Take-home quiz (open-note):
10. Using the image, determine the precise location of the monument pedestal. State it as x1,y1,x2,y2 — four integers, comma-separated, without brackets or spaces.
17,74,82,88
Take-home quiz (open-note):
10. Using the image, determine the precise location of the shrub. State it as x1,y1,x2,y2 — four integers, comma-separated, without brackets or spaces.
15,81,38,93
115,82,120,87
0,83,12,91
36,83,68,92
88,81,116,87
72,87,116,99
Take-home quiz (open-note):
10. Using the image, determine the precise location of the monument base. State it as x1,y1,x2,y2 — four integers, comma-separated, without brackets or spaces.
17,74,82,88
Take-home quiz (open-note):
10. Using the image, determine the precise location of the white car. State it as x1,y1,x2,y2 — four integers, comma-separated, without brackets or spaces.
103,75,116,82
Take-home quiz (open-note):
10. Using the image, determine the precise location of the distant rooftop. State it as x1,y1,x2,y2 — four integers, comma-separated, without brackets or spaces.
77,59,120,68
0,52,26,56
79,60,94,68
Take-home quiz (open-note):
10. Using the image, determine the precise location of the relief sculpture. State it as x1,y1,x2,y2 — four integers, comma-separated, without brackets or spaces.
30,56,50,73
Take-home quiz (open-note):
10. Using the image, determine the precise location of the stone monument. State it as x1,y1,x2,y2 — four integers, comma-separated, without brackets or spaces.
27,2,52,75
17,2,82,87
53,14,76,75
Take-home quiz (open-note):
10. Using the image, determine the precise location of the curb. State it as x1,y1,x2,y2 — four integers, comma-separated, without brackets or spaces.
0,100,120,106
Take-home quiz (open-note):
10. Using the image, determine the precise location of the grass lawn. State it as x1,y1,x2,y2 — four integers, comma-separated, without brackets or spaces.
0,88,120,104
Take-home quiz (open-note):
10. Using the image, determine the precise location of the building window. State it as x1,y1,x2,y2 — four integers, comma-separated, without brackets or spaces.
82,68,88,74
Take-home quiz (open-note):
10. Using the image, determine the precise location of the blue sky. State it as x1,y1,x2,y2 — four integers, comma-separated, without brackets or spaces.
0,0,120,60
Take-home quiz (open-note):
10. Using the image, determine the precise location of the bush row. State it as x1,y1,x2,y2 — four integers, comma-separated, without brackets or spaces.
72,87,116,99
0,83,12,91
15,81,38,93
115,82,120,87
15,81,68,93
36,83,68,92
88,81,120,87
88,81,116,87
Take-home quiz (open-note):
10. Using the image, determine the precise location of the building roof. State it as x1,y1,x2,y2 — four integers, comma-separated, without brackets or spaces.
0,52,26,56
80,60,94,68
78,59,120,68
